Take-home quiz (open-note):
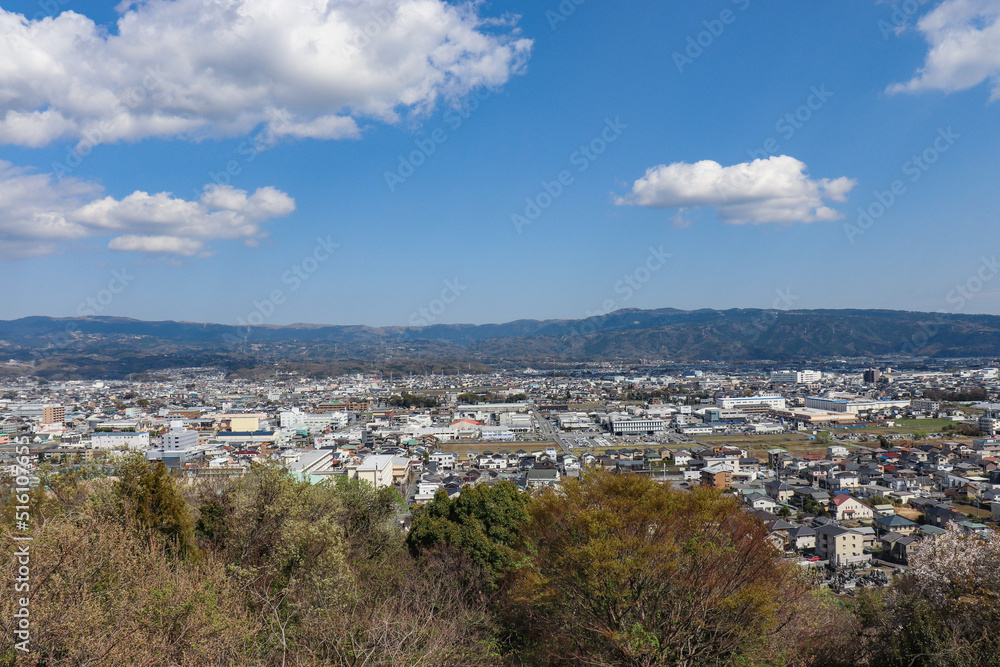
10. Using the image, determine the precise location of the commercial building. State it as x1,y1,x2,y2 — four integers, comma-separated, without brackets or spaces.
280,409,349,434
716,395,787,410
804,397,910,414
608,417,665,435
769,370,822,384
91,431,150,451
146,422,203,467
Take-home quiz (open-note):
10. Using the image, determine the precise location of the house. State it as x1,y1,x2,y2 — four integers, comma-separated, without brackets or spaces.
829,471,861,491
526,468,560,489
671,449,692,466
815,524,870,566
924,503,967,528
880,532,918,564
874,513,918,535
787,525,816,552
743,492,779,512
794,487,831,508
428,450,456,470
832,494,874,522
764,480,795,503
872,503,896,518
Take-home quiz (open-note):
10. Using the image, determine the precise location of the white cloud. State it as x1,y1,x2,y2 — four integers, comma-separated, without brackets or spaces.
616,155,856,225
888,0,1000,100
107,235,205,257
0,0,532,148
0,160,295,258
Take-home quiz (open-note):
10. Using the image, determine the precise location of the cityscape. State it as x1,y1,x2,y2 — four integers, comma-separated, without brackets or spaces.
5,362,1000,561
3,0,1000,664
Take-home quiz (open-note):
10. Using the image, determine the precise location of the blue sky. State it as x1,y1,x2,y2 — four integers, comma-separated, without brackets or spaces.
1,0,999,327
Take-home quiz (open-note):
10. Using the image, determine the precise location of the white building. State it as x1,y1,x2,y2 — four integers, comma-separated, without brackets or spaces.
609,417,665,435
91,431,150,451
770,370,822,384
146,421,203,466
805,397,910,414
280,409,349,434
355,454,395,489
716,395,787,410
557,412,592,430
978,410,1000,436
428,451,456,469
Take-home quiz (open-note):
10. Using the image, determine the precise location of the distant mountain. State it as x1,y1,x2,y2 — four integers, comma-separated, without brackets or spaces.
0,308,998,378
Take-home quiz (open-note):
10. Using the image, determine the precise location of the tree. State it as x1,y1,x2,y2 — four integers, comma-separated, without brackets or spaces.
505,471,805,666
407,481,530,588
862,524,1000,666
106,454,198,559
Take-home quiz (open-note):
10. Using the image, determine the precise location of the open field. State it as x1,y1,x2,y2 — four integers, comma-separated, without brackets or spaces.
435,441,556,455
698,433,827,461
951,502,995,522
835,419,963,436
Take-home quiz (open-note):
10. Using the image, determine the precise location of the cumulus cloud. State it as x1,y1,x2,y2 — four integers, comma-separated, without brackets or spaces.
0,0,532,147
888,0,1000,99
616,155,856,225
0,160,294,258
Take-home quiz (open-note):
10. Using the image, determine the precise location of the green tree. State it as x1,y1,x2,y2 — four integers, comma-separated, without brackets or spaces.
407,481,530,588
108,454,198,559
506,471,805,666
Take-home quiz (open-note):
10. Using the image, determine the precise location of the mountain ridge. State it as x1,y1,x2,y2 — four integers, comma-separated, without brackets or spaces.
1,308,997,378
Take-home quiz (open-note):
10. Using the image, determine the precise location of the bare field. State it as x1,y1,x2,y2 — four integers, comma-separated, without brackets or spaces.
435,441,556,455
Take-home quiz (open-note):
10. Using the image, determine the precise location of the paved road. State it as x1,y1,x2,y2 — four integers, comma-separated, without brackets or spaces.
532,408,569,454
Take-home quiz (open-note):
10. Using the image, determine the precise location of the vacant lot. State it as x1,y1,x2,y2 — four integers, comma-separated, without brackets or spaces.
435,441,556,455
698,433,827,461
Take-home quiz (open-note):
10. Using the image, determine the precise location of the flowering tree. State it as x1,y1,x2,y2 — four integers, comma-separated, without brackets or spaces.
907,523,1000,608
865,523,1000,667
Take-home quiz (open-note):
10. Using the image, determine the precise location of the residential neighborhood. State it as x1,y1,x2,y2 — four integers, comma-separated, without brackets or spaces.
3,362,1000,593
